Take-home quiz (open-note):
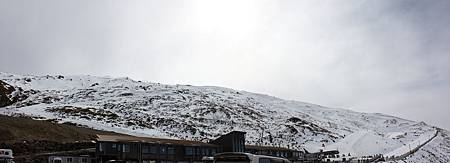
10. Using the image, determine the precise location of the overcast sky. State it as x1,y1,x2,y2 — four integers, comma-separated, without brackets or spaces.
1,0,449,130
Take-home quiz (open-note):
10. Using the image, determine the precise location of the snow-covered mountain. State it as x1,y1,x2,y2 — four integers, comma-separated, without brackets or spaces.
0,72,448,162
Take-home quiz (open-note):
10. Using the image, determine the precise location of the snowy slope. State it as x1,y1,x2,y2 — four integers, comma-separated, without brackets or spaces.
325,130,403,156
0,72,448,161
403,129,450,162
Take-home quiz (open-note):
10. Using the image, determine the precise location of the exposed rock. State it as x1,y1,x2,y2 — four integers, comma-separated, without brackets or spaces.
0,80,15,107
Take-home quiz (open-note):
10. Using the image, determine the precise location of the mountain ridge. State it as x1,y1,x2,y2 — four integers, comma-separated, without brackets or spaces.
0,72,448,162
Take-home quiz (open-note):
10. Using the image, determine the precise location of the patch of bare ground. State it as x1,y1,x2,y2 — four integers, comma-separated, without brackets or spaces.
0,114,123,162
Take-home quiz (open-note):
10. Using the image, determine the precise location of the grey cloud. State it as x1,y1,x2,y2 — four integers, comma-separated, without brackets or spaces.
0,0,449,129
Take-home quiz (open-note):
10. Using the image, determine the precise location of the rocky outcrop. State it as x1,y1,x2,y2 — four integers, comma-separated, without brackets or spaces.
0,80,15,107
0,80,27,107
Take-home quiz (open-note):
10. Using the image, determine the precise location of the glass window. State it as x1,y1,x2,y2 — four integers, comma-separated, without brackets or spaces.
143,145,157,154
81,158,88,163
196,148,201,155
271,159,283,163
66,158,72,162
259,158,271,163
99,143,103,152
150,146,157,154
160,146,167,154
168,147,176,155
123,144,130,152
215,154,250,163
185,147,193,156
143,145,150,153
207,149,212,156
240,140,244,152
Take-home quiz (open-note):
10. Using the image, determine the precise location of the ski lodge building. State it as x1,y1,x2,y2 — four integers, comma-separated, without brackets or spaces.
95,131,306,163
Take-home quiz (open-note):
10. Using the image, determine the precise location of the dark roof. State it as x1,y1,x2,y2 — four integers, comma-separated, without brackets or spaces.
245,145,296,152
320,150,339,155
97,135,219,147
210,131,246,144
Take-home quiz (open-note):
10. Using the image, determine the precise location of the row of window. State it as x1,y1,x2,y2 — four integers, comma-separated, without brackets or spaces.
142,145,176,155
248,150,291,158
184,147,216,156
99,143,217,156
65,157,88,163
274,152,288,158
141,145,217,156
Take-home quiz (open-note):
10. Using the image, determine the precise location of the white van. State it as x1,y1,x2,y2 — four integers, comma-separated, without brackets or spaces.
51,157,63,163
214,152,291,163
0,149,14,163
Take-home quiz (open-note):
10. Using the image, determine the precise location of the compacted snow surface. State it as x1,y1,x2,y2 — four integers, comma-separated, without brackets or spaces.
0,72,448,162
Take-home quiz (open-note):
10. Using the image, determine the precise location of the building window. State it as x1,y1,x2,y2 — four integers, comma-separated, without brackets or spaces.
160,146,167,154
66,157,73,162
150,146,157,154
272,159,283,163
112,144,117,149
185,147,193,156
168,147,176,155
196,148,201,156
143,145,149,153
81,158,88,163
201,148,205,156
123,144,130,152
143,145,155,154
99,143,103,152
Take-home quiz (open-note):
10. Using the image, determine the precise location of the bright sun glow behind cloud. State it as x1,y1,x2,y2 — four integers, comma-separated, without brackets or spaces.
189,0,261,38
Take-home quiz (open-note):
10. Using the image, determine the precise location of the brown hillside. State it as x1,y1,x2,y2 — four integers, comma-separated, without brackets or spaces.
0,115,119,143
0,115,123,158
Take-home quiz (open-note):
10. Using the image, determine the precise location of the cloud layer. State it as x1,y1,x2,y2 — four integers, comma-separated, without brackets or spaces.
1,0,449,129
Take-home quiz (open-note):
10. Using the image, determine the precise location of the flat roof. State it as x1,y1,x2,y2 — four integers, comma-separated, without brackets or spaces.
97,135,219,147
